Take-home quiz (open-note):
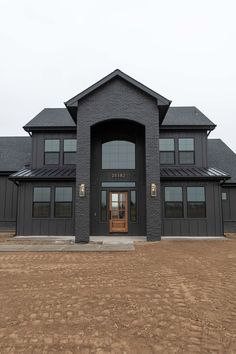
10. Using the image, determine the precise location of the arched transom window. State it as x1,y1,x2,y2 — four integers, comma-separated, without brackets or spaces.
102,140,135,169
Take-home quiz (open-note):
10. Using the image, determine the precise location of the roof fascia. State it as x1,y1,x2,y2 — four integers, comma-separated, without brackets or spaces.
160,125,216,130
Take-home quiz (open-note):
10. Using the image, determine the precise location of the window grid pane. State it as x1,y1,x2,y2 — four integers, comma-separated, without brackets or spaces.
64,152,76,164
33,187,51,202
45,140,60,152
178,138,194,151
45,152,59,165
55,187,72,202
54,203,72,218
64,139,77,152
160,151,175,164
165,187,183,202
102,140,135,169
187,187,205,202
160,139,174,151
179,151,194,164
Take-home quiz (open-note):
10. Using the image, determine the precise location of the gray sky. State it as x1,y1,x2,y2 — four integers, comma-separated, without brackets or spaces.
0,0,236,151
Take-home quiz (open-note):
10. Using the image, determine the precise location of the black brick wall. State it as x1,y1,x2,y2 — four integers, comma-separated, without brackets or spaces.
75,77,161,242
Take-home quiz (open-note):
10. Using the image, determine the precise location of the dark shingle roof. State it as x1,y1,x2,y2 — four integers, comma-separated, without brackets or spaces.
24,106,216,131
24,108,76,131
161,166,229,180
9,167,76,180
0,137,31,172
162,107,216,128
208,139,236,184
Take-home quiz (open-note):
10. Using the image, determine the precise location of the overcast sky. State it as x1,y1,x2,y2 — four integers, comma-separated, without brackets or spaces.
0,0,235,151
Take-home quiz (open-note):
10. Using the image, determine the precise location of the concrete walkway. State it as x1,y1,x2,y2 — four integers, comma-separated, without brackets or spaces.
0,243,135,252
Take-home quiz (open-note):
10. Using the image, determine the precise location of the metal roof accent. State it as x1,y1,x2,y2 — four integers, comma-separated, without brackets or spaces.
161,166,230,180
9,167,76,180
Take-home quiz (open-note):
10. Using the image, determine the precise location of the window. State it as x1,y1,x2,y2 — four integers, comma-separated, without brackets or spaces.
160,138,175,164
101,182,136,188
130,190,137,222
33,187,51,218
165,187,183,218
187,187,206,218
64,139,77,165
222,192,227,200
178,138,194,164
44,140,60,165
100,191,107,221
54,187,73,218
102,140,135,169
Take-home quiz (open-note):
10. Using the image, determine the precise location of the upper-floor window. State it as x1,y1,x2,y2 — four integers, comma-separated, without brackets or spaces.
64,139,77,165
102,140,135,169
33,187,51,218
160,138,175,165
44,139,60,165
178,138,194,164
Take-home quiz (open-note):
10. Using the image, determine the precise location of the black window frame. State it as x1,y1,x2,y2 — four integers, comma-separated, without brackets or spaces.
54,187,73,218
130,190,137,222
32,187,51,218
102,140,136,170
44,139,60,165
164,187,184,218
160,138,175,165
63,139,77,165
100,190,107,222
187,186,206,218
178,138,195,165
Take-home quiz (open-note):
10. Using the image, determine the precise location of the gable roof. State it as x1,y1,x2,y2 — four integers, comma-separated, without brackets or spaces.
0,137,31,173
208,139,236,184
65,69,171,123
24,108,76,132
161,107,216,129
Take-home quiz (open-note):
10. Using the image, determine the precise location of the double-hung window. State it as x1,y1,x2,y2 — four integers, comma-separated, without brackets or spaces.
44,140,60,165
187,187,206,218
33,187,51,217
54,187,73,218
64,139,77,165
178,138,194,164
165,187,183,218
160,138,175,165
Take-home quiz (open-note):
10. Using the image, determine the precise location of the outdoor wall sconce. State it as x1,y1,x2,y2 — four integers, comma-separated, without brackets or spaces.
79,183,86,197
151,183,157,197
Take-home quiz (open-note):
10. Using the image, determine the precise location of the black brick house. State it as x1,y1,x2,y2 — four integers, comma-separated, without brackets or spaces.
1,70,236,240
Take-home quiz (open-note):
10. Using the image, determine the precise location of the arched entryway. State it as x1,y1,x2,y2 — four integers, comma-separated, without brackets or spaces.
90,119,146,236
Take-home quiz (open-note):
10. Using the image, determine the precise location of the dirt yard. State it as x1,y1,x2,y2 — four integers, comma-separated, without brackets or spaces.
0,239,236,354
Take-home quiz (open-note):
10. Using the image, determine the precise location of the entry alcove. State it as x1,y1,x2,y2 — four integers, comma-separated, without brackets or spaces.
90,119,146,236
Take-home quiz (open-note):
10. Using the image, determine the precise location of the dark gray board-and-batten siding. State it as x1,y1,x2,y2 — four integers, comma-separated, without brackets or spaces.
0,175,18,230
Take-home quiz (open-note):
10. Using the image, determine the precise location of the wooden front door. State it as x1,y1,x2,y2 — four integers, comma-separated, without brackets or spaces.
109,192,128,233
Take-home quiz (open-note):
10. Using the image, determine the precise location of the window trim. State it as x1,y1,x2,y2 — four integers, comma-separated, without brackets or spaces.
44,139,60,165
63,139,77,165
130,190,137,223
187,186,206,218
160,138,175,165
178,138,195,165
32,186,51,218
164,186,184,218
54,186,73,218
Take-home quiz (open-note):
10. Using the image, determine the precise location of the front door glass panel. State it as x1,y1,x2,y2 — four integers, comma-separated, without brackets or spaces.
109,192,128,232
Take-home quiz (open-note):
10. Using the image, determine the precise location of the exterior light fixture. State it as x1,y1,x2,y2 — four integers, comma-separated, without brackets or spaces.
151,183,157,197
79,183,86,197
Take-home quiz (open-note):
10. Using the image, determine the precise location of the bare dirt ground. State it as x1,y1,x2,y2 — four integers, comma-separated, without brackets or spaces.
0,238,236,354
